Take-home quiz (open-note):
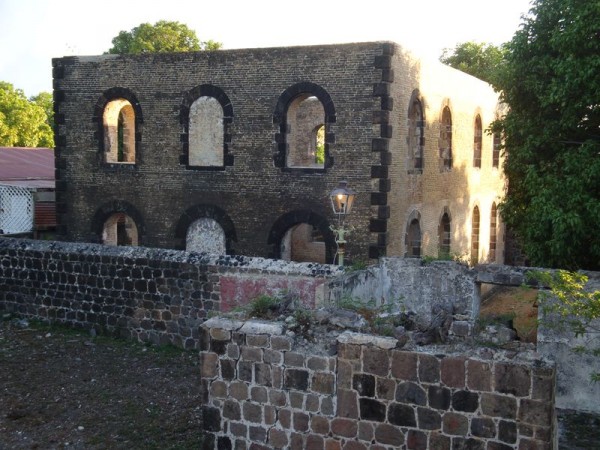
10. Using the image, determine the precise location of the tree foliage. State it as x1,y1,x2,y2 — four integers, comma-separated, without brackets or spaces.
0,82,54,148
106,20,221,54
440,41,506,85
494,0,600,270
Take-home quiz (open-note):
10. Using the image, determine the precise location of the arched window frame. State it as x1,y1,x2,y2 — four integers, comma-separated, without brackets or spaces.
90,200,145,245
438,209,451,257
490,203,498,262
473,114,482,168
407,90,425,173
273,82,336,173
439,102,453,171
471,205,481,266
405,210,422,258
180,84,234,170
93,88,143,169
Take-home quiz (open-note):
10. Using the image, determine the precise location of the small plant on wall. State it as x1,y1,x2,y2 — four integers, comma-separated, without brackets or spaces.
533,270,600,382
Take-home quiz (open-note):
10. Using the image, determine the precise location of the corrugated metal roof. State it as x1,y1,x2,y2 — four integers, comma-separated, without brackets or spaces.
0,147,55,189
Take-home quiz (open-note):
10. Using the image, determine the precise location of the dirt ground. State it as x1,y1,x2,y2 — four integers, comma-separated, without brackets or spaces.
0,317,205,450
479,285,540,343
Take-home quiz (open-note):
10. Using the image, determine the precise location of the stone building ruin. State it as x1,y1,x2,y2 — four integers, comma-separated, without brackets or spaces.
52,41,505,264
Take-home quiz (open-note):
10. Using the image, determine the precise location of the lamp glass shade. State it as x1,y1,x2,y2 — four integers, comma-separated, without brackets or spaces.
329,181,355,216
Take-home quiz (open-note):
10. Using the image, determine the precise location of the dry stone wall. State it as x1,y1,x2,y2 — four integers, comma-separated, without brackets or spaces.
0,238,339,349
200,318,556,450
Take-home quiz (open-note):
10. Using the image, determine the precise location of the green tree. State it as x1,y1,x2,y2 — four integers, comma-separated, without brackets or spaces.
0,82,54,148
31,91,54,130
106,20,221,54
494,0,600,270
440,41,506,85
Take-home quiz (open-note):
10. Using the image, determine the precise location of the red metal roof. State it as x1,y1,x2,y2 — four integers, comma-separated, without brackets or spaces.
0,147,55,189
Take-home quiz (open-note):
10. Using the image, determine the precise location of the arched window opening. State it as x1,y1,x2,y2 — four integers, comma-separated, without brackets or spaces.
438,213,451,257
189,96,224,167
471,206,480,265
406,219,422,258
102,213,138,246
489,203,498,262
473,115,482,168
492,132,501,168
408,98,424,171
286,95,326,168
280,223,326,264
186,218,226,254
104,99,135,163
439,106,452,171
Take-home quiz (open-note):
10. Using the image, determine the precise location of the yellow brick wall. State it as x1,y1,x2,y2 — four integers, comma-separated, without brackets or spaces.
386,46,506,263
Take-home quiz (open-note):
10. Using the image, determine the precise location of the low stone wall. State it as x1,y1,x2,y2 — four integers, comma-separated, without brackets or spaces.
0,238,340,349
200,317,556,450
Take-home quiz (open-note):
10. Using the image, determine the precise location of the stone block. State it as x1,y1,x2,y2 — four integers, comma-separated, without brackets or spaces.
306,393,320,412
284,369,309,391
251,386,268,403
271,335,292,351
471,417,496,438
452,390,479,413
331,417,358,438
255,362,272,386
290,433,305,450
428,385,451,410
227,343,240,359
306,434,324,450
362,347,390,376
487,442,515,450
241,346,263,362
321,396,334,416
230,421,247,438
311,415,330,435
325,439,342,450
396,381,427,406
279,409,291,429
417,407,441,430
268,389,287,407
391,351,418,381
495,363,531,397
388,402,416,427
518,399,552,427
240,321,284,335
336,389,358,418
450,320,471,337
359,398,386,422
284,352,306,367
229,381,249,400
467,359,492,391
263,405,277,425
210,380,227,398
358,421,374,441
269,428,288,449
312,372,335,395
293,411,310,432
481,393,517,419
498,420,517,444
264,349,283,364
249,426,267,443
442,412,468,436
440,356,466,388
531,367,555,402
200,352,219,378
221,358,236,380
247,334,269,347
242,402,262,423
429,432,451,450
451,437,485,450
418,353,440,383
374,423,405,446
217,436,232,450
290,391,304,409
202,405,221,431
340,441,368,450
353,373,376,397
307,356,328,371
223,400,242,420
338,343,361,360
210,327,231,340
337,359,353,389
406,429,427,449
376,377,396,400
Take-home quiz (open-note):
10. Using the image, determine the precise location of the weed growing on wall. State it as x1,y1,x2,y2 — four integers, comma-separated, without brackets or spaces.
532,270,600,382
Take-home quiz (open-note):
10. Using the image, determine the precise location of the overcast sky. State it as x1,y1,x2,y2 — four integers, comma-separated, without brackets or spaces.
0,0,532,96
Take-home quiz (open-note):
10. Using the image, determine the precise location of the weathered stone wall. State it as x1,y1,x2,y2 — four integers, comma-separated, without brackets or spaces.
52,41,505,263
200,318,556,449
0,238,339,349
